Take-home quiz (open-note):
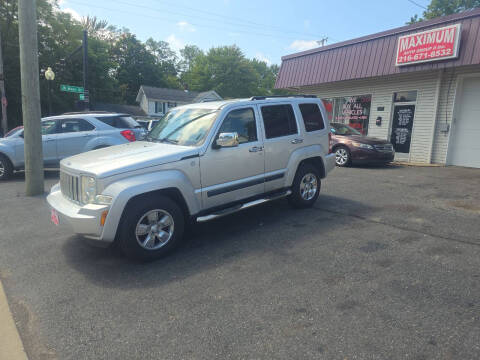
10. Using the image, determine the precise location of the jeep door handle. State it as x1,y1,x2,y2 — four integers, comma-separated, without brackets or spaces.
291,138,303,144
249,146,263,152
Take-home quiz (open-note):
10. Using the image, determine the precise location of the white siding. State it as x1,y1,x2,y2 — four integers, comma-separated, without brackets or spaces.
431,66,480,164
139,93,149,115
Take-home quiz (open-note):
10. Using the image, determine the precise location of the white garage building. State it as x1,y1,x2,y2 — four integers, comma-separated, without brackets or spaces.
275,9,480,168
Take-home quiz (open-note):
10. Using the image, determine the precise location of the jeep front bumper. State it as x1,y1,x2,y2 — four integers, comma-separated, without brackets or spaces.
46,183,112,245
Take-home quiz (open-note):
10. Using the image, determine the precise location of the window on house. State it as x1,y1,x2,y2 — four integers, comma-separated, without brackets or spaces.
167,102,177,109
261,104,298,139
154,101,162,113
218,108,257,144
299,103,325,132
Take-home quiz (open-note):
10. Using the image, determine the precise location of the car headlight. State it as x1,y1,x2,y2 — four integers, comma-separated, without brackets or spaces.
352,141,374,150
81,175,97,204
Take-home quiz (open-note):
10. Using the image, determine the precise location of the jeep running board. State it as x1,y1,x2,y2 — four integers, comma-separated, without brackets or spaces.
196,189,292,222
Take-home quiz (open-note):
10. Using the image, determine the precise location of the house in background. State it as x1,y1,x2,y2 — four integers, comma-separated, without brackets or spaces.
136,85,222,116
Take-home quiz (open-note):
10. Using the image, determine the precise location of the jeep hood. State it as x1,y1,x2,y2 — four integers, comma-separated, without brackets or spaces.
60,141,197,178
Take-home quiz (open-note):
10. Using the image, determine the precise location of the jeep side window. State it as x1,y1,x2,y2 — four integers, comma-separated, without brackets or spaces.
299,103,325,132
261,104,298,139
218,108,257,144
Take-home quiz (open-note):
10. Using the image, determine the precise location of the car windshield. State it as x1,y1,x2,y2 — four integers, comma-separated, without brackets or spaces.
5,126,23,137
331,123,362,136
147,108,219,146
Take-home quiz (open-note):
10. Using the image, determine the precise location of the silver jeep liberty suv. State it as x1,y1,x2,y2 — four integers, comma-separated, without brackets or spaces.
47,95,336,260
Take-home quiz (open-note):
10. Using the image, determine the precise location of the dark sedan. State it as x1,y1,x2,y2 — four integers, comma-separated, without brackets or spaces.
330,123,395,167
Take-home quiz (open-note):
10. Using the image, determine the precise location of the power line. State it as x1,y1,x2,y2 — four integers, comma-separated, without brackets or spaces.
113,0,325,39
407,0,427,10
67,0,327,41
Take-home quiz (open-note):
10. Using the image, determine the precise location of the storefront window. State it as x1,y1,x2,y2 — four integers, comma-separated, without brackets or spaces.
394,91,417,103
322,99,334,122
322,95,371,135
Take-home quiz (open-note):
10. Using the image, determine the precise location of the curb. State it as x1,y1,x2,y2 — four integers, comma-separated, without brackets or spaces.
393,161,444,167
0,280,28,360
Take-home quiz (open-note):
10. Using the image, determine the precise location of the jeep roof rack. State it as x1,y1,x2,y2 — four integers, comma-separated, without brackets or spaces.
249,94,317,100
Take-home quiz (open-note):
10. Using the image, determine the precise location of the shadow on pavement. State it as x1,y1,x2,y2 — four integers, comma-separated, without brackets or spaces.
61,195,377,290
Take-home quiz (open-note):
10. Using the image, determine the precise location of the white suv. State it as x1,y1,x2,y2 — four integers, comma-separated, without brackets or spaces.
0,112,145,180
47,96,336,260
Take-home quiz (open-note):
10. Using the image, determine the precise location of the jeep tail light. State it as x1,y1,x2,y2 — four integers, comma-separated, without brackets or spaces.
328,131,333,153
120,130,136,142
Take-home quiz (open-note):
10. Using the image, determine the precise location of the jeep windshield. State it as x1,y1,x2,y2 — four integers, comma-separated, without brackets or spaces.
146,108,219,146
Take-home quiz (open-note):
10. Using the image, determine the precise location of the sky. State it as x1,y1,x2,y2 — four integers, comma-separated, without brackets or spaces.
59,0,430,65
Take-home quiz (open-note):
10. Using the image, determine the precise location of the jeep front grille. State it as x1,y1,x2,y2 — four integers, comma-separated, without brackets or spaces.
60,171,81,203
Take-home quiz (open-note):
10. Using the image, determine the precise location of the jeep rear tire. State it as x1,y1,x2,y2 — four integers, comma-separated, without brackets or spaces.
119,195,185,261
288,163,321,208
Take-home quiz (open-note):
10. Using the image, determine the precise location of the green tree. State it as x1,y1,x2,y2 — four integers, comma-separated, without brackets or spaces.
408,0,480,23
183,45,259,98
111,33,180,104
179,45,203,74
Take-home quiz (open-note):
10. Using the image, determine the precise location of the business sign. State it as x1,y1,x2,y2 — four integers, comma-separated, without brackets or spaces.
60,84,84,93
395,23,461,66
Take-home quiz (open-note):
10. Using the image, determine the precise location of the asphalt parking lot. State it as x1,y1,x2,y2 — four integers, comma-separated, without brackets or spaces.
0,165,479,359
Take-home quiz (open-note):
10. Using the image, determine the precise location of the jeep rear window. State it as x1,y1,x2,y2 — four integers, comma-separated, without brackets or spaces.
96,116,139,129
299,103,325,132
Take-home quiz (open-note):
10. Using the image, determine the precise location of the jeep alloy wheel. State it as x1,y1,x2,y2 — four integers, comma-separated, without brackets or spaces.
135,209,175,250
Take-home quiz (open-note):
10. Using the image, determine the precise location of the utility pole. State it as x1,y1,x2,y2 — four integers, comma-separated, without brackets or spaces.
317,37,329,47
82,30,89,110
18,0,44,195
0,29,8,135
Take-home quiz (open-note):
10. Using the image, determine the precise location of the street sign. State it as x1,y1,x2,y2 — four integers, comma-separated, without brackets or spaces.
60,84,84,93
79,94,84,100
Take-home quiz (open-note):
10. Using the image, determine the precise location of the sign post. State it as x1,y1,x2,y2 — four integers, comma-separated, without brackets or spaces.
60,84,84,93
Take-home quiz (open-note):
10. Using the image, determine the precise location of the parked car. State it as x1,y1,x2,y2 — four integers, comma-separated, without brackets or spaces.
136,118,160,132
0,112,145,180
330,123,395,166
47,95,336,260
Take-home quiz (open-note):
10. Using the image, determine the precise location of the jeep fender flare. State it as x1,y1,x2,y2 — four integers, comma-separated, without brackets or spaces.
100,170,200,242
283,144,327,187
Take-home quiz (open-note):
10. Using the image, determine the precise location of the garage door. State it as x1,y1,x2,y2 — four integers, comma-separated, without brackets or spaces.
448,78,480,168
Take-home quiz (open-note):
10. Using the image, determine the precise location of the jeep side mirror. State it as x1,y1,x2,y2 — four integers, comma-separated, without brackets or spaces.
215,132,239,148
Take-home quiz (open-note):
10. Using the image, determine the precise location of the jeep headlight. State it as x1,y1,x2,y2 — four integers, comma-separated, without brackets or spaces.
81,176,97,204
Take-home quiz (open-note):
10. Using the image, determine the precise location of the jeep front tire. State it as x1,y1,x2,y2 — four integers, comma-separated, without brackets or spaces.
119,195,185,261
